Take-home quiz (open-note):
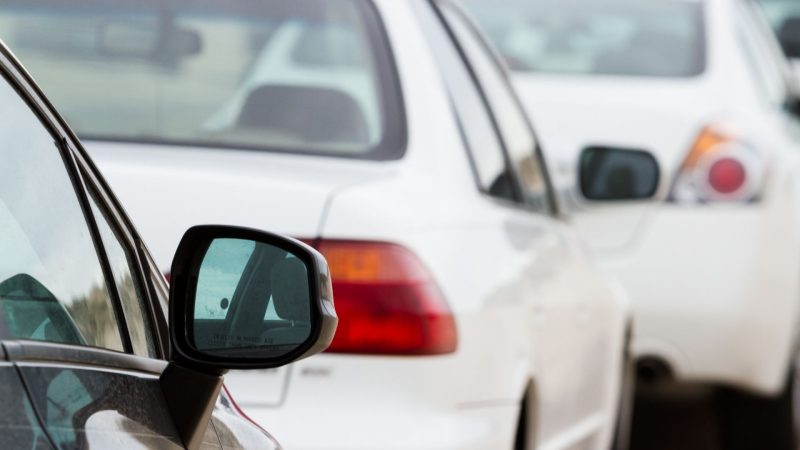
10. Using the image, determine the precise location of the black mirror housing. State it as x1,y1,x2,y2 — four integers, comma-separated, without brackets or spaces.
168,225,337,374
579,146,660,201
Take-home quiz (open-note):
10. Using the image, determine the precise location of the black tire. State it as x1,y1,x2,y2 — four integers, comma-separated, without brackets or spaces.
612,348,636,450
717,370,798,450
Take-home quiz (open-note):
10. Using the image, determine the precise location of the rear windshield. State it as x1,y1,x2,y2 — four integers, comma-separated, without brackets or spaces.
757,0,800,34
464,0,706,78
0,0,404,159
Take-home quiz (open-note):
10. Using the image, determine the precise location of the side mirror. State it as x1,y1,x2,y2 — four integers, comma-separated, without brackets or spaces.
778,17,800,59
579,146,660,201
169,225,336,371
161,225,336,450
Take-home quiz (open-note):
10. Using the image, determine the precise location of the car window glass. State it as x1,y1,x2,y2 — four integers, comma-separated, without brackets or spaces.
463,0,705,77
736,1,789,106
0,0,404,160
0,75,123,352
87,193,156,357
411,0,514,201
440,3,551,212
145,252,169,320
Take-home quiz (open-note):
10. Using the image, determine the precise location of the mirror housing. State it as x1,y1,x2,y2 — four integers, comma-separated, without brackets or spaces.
579,146,660,201
168,225,337,373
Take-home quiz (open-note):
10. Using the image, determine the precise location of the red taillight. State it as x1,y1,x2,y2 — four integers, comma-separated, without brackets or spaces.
313,240,457,356
708,158,746,194
669,125,765,203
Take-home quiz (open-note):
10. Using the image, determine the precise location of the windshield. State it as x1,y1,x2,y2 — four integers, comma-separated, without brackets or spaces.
0,0,403,158
463,0,706,78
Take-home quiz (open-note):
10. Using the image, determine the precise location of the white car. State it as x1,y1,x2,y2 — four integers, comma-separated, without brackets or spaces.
465,0,800,446
0,0,660,449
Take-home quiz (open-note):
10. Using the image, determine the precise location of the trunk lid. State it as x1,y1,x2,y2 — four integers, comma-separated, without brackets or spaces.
86,140,384,406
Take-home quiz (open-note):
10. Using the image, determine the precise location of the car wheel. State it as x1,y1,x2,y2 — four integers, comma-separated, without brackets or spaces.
612,344,635,450
717,368,798,450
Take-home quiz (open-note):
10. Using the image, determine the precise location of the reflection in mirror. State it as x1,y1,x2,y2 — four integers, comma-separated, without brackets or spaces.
192,238,312,358
580,146,659,201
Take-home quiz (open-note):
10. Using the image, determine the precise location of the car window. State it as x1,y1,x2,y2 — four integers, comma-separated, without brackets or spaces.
87,192,156,357
463,0,706,77
735,0,791,106
757,0,800,38
412,0,515,201
0,0,405,159
0,75,124,351
439,2,552,212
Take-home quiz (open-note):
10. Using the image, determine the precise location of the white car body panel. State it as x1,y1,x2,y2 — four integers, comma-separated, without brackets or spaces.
83,0,630,448
510,0,800,394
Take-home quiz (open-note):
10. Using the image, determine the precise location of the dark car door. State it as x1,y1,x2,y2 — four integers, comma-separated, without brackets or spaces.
0,48,225,449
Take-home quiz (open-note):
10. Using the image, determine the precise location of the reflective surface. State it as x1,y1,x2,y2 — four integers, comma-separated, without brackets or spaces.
19,365,183,450
0,0,400,157
192,238,312,358
580,147,659,200
0,69,123,351
465,0,705,77
0,364,51,450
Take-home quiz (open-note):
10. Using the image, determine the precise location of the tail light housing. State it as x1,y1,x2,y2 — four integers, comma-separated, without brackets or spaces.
669,125,766,203
310,240,457,356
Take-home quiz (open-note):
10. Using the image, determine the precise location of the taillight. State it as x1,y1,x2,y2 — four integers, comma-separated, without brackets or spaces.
708,158,746,194
313,240,457,356
669,125,765,203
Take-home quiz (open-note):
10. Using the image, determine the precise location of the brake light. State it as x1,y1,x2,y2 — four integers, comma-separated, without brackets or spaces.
313,240,457,356
669,125,765,203
708,158,746,194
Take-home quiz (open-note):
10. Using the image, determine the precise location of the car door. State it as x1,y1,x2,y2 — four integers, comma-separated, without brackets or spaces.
428,1,628,447
0,49,223,449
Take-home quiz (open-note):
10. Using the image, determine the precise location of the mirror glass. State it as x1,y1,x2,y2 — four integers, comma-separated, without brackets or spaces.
580,147,659,201
191,238,312,358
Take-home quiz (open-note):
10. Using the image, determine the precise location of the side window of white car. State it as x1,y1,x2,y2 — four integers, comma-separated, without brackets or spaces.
439,2,553,213
0,76,125,352
735,1,790,107
412,0,515,201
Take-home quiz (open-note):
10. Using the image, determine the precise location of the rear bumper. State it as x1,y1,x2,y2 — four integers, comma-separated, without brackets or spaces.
602,199,800,394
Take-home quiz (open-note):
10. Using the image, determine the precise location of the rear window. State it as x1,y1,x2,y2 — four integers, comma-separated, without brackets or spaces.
757,0,800,35
463,0,706,78
0,0,404,159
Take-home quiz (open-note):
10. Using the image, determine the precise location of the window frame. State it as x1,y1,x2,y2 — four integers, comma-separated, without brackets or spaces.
428,0,560,216
0,45,167,361
75,161,165,359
